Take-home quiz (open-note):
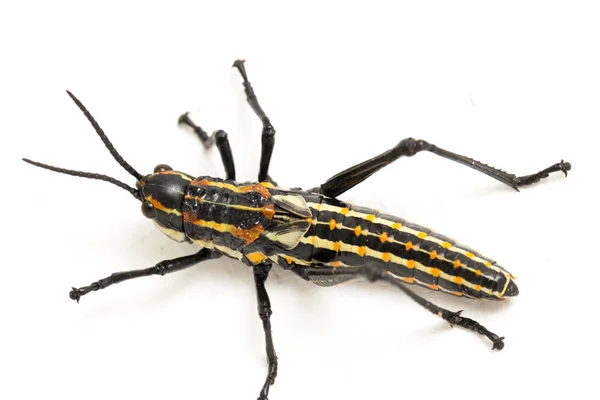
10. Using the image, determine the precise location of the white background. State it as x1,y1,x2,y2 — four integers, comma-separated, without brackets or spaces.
2,2,598,399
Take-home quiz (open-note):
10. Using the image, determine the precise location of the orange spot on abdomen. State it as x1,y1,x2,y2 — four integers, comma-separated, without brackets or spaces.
354,225,362,236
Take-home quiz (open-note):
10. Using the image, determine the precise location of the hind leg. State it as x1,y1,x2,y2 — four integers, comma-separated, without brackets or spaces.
293,265,505,350
319,137,571,198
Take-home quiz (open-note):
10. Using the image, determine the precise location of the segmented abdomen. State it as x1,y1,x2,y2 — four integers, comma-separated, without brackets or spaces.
284,194,514,300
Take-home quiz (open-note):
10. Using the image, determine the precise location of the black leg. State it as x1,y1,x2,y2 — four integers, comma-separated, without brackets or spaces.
295,265,505,350
320,137,571,198
69,249,221,302
359,266,505,350
178,113,236,180
252,263,278,400
233,60,276,183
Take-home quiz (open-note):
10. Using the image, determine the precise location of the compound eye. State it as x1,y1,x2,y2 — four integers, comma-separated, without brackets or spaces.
154,164,172,173
141,201,157,219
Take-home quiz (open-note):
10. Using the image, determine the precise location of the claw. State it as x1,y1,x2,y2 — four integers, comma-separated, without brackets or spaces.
491,336,505,351
559,160,572,177
232,59,246,68
177,112,192,127
232,59,249,82
69,287,81,303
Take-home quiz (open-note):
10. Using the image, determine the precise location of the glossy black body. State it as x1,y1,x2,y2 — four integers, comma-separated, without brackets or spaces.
22,60,571,400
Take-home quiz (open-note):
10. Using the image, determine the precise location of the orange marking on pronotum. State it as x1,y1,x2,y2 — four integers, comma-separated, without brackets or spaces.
240,184,271,198
263,203,275,219
194,178,211,186
259,181,275,188
329,219,337,230
231,224,264,245
186,214,264,245
191,179,272,198
246,252,267,264
183,210,197,223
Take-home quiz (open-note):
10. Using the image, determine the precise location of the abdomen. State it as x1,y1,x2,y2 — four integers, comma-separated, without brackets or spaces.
278,193,516,300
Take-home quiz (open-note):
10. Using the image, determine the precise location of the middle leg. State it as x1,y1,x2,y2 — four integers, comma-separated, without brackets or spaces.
233,60,276,183
178,112,236,180
252,263,278,400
